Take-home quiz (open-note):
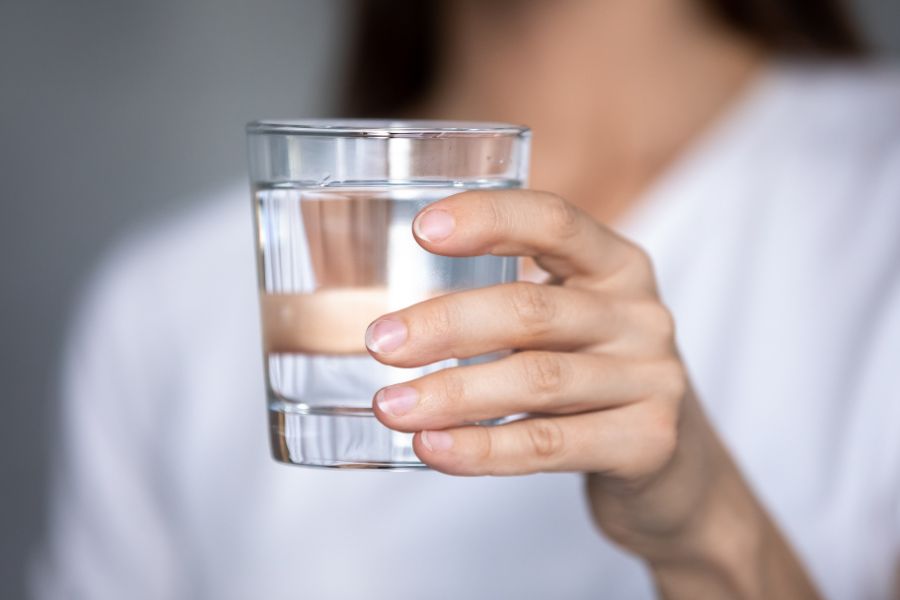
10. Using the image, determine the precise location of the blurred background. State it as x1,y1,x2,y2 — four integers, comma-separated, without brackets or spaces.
0,1,897,597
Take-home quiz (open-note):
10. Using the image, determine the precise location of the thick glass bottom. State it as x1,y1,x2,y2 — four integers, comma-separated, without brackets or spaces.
269,402,428,469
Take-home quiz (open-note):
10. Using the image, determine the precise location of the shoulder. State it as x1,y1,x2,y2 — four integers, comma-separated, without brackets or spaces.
750,63,900,411
744,62,900,239
772,61,900,139
766,61,900,182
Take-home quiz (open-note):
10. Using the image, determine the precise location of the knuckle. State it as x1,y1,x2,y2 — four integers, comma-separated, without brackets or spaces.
419,299,457,339
526,418,566,461
630,244,654,269
632,300,677,344
658,306,677,340
623,244,656,281
543,194,581,239
475,426,495,463
509,282,555,335
483,194,511,239
653,359,688,402
617,403,680,479
643,405,679,468
521,352,566,398
650,303,677,341
436,369,467,407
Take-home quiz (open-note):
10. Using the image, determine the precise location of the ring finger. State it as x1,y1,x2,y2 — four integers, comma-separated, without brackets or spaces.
373,351,676,432
365,281,623,367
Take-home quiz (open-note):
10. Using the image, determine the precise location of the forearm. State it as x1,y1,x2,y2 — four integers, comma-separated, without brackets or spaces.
648,414,819,600
648,467,820,599
590,398,821,600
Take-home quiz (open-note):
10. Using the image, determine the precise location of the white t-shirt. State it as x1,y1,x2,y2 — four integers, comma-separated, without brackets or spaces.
32,62,900,599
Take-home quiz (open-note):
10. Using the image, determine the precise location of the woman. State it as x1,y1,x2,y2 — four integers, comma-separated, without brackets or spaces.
35,0,900,598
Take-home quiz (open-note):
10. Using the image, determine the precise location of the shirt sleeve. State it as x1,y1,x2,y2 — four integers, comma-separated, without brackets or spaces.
864,142,900,596
29,251,186,600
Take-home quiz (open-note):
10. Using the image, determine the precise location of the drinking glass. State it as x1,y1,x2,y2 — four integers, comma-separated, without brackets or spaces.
246,119,531,469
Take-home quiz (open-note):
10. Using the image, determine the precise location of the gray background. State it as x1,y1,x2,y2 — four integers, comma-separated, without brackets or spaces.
0,1,897,598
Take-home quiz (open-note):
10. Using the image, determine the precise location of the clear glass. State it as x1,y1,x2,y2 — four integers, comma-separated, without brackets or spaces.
246,119,531,469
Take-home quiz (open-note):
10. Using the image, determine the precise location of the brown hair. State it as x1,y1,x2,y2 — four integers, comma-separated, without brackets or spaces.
340,0,866,117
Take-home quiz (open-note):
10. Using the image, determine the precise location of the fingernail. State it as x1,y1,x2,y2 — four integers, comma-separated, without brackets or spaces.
414,209,455,242
421,430,454,452
375,386,418,417
365,318,407,353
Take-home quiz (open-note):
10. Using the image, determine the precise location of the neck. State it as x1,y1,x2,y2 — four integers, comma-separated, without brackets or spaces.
420,0,765,223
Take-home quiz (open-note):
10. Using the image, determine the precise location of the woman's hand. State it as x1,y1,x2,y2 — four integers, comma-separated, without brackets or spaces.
366,190,819,599
367,189,684,479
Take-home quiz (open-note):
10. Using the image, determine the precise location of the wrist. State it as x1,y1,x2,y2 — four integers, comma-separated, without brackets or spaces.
647,462,768,598
588,396,819,599
613,400,771,597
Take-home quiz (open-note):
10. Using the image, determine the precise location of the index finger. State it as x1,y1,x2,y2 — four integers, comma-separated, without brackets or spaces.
412,189,647,281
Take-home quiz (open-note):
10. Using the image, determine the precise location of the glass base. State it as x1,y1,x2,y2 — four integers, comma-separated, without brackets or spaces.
269,404,428,470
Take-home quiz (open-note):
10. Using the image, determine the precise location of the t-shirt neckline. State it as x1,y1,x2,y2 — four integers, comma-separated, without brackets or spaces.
616,60,794,242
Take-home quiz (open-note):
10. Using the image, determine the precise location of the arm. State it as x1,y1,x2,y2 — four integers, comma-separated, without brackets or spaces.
365,189,820,599
611,394,819,599
31,261,184,600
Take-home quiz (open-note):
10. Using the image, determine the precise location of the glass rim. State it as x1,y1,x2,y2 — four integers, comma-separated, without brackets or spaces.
246,119,530,139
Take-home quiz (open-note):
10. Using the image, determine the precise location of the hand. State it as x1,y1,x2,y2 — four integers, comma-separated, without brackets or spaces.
366,190,818,598
366,186,688,496
366,187,686,504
